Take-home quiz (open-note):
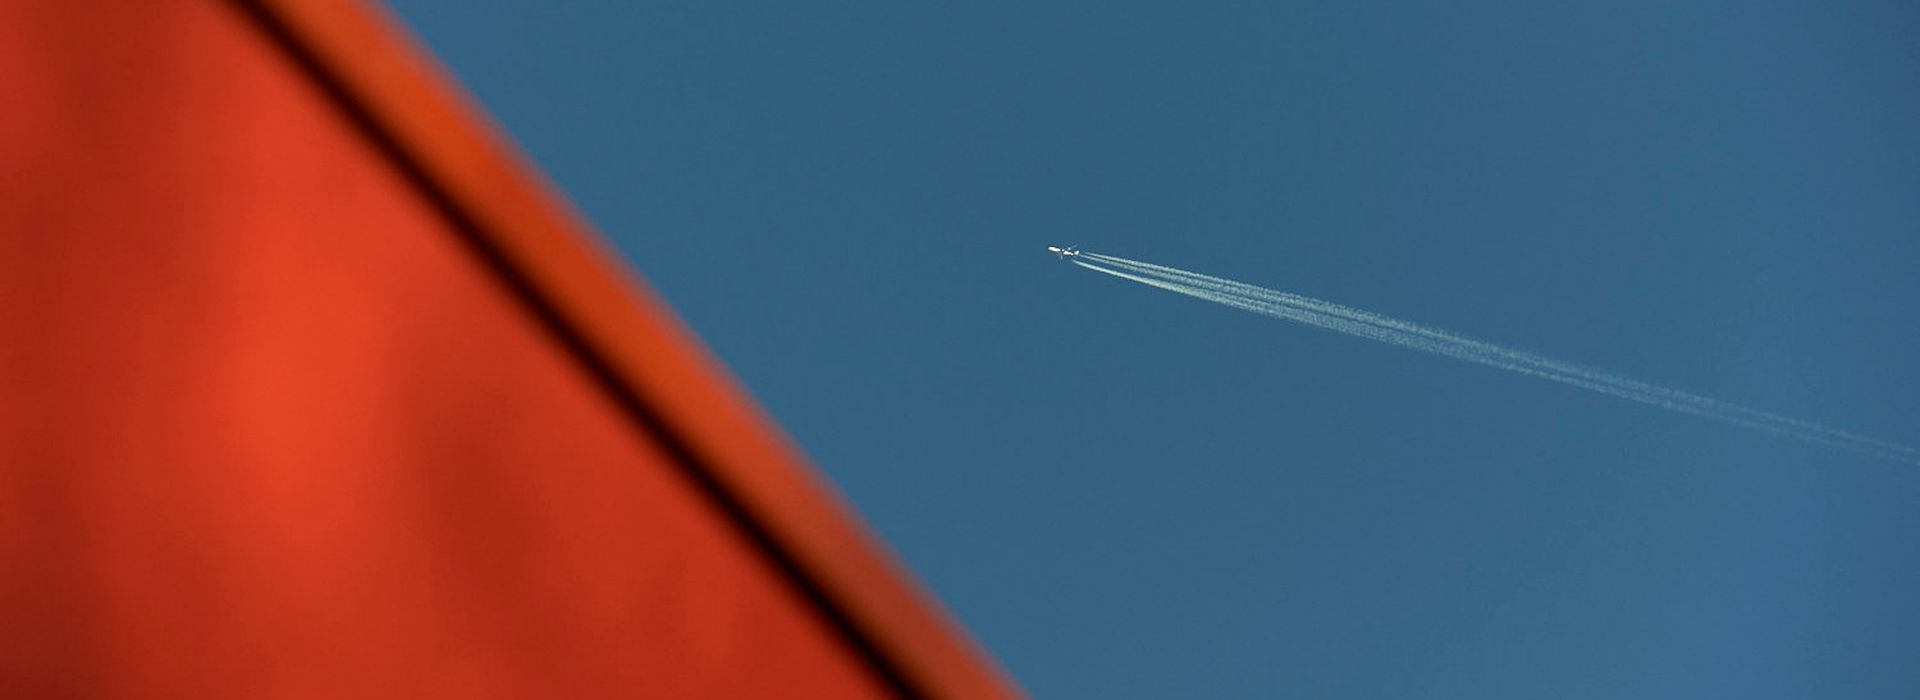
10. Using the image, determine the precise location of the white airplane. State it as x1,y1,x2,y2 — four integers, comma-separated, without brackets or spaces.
1047,245,1080,259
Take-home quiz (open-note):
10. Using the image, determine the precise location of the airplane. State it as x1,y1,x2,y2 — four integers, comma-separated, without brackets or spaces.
1047,245,1080,259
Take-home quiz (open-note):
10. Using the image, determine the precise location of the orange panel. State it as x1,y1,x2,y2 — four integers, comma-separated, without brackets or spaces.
0,2,894,697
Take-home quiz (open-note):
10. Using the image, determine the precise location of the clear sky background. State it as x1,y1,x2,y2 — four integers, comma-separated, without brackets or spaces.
384,2,1920,696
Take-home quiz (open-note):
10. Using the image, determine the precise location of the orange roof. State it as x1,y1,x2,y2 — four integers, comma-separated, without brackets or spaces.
0,1,1020,697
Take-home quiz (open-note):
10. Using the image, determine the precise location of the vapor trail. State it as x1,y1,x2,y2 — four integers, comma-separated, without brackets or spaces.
1063,250,1919,465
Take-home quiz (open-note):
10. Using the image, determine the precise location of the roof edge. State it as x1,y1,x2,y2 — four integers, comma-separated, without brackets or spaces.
227,2,1022,698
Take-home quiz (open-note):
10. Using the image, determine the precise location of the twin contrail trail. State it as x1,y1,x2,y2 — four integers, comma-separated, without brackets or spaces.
1055,247,1918,465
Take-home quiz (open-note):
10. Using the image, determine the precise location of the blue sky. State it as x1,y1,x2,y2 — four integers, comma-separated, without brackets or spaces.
385,1,1920,696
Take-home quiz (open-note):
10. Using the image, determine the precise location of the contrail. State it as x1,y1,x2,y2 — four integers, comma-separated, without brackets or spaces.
1058,248,1919,465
